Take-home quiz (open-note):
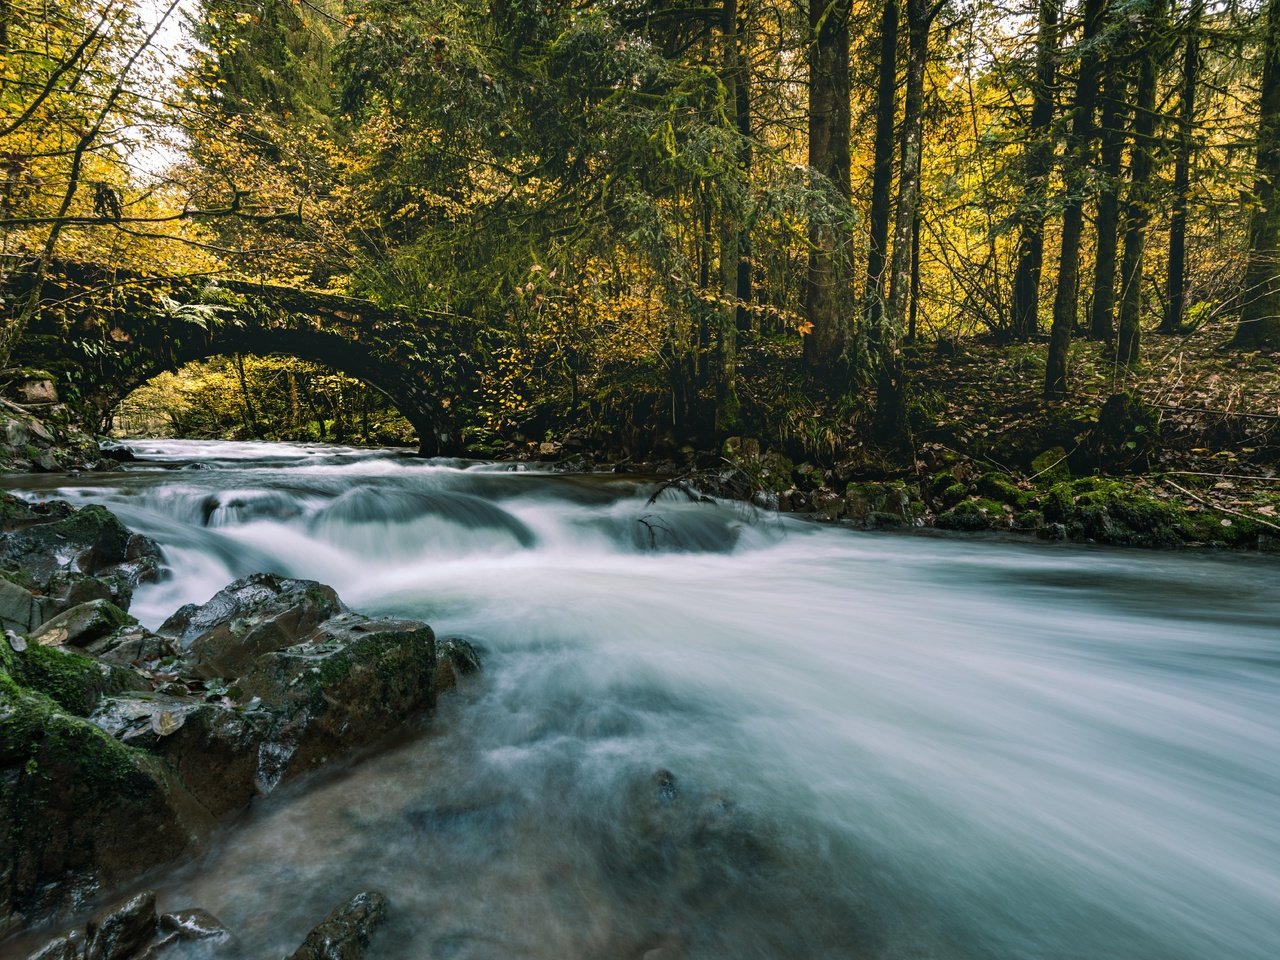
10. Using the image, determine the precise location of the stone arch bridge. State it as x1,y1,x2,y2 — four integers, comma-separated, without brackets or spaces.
8,263,466,455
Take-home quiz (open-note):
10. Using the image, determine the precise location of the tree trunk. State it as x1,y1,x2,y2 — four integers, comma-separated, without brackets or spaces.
863,0,901,344
1238,0,1280,347
1088,66,1127,341
735,3,753,334
234,355,258,438
717,0,743,428
1044,0,1109,399
1115,0,1169,367
804,0,853,378
874,0,933,443
1164,0,1203,333
1010,0,1060,341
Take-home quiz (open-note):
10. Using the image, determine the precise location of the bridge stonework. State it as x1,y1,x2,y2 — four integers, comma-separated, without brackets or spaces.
7,264,462,456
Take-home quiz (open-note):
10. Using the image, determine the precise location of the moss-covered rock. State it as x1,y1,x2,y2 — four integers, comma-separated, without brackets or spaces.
975,472,1033,510
11,643,145,716
0,677,196,935
0,495,161,614
936,498,1008,532
1030,446,1071,482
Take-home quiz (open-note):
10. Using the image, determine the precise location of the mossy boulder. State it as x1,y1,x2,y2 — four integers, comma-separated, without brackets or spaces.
10,643,145,716
0,676,196,935
1030,447,1071,482
91,692,267,820
936,498,1008,532
975,472,1033,510
0,495,161,614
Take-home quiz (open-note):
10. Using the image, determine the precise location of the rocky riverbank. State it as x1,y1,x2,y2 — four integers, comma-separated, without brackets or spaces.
0,491,478,959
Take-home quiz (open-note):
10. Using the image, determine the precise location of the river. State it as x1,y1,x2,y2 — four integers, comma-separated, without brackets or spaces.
7,439,1280,960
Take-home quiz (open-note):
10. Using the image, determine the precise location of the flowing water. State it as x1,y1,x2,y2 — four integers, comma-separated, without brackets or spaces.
6,440,1280,960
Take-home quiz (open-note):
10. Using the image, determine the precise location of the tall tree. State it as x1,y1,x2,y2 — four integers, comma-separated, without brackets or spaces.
717,0,745,427
863,0,901,340
875,0,942,440
1115,0,1170,366
1009,0,1060,341
1163,0,1204,334
804,0,854,377
1237,0,1280,348
1045,0,1109,399
1088,49,1129,341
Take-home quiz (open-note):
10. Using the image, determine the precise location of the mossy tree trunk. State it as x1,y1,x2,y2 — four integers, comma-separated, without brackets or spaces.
804,0,854,380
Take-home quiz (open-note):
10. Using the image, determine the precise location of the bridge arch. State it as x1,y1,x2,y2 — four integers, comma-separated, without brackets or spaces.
101,327,451,453
10,265,463,456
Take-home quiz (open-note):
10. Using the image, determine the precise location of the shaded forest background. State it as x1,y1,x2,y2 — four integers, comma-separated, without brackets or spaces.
3,0,1280,462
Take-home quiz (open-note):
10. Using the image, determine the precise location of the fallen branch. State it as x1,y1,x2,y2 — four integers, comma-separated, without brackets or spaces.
1163,478,1280,534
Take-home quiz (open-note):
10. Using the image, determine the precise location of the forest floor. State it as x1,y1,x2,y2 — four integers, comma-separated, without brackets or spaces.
906,320,1280,531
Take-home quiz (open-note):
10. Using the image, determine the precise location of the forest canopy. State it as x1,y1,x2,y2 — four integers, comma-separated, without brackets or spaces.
2,0,1280,459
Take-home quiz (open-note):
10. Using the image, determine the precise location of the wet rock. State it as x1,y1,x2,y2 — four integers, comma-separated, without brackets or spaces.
810,489,845,522
98,443,137,463
94,691,266,818
158,907,233,945
85,625,178,669
0,680,196,935
777,488,808,513
435,636,482,693
84,891,157,960
159,574,344,680
30,600,135,649
844,481,916,528
0,575,52,635
0,495,160,611
64,578,116,607
609,769,777,918
20,893,223,960
287,891,388,960
25,929,83,959
240,613,435,783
